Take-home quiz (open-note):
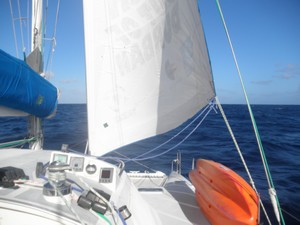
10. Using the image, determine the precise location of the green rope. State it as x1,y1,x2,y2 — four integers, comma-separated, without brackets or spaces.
215,1,286,224
0,137,37,149
96,212,112,225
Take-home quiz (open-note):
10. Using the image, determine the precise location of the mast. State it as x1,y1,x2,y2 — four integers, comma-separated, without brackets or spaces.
28,0,43,150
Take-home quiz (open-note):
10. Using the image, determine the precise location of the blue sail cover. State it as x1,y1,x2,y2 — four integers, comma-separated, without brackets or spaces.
0,49,58,118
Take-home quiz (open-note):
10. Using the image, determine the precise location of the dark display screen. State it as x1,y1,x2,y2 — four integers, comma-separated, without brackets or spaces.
101,169,111,179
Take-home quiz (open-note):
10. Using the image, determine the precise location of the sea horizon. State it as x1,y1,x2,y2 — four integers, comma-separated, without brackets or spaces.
0,104,299,224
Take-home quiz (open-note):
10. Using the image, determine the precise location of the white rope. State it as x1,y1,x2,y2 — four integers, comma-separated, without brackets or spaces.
101,101,214,163
126,101,215,162
215,97,272,225
281,208,300,223
215,0,275,190
215,1,285,224
133,101,215,161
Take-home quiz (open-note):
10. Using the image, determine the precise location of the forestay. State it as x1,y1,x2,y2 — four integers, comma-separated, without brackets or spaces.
83,0,215,156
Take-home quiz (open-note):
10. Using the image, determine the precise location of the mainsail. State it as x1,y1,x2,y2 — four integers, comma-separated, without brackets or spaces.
83,0,215,156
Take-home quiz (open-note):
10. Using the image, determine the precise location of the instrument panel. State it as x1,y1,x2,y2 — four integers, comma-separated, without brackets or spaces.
50,152,117,191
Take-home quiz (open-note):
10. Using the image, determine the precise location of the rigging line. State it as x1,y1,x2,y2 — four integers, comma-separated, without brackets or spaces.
133,100,215,160
100,102,214,162
112,151,157,172
45,0,60,73
215,97,272,225
42,0,48,61
9,0,19,58
215,1,285,224
68,139,88,148
106,102,214,162
26,0,29,55
258,192,300,223
281,208,300,223
215,0,270,185
126,102,215,162
17,0,25,54
52,0,60,38
44,37,56,72
99,102,213,163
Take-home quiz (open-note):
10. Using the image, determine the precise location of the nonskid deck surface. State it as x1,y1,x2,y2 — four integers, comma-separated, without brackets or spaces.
136,172,210,225
0,149,210,225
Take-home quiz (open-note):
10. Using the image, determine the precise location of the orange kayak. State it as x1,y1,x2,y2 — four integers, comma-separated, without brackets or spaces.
189,159,259,225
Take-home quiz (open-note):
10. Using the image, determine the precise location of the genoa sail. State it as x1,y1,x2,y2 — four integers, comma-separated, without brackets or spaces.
83,0,215,156
0,49,58,118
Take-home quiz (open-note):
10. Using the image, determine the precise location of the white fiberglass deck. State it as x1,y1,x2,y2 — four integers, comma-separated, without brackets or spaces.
0,149,210,225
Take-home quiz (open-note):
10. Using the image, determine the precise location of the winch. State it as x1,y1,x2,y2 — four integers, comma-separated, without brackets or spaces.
43,161,71,203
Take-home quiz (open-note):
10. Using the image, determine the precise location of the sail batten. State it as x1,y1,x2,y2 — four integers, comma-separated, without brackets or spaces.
83,0,215,156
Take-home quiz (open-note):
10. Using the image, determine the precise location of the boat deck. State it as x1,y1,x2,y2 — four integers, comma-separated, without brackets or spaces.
138,174,210,225
0,149,210,225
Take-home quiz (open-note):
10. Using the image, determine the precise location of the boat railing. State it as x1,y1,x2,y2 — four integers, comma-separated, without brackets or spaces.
171,151,182,174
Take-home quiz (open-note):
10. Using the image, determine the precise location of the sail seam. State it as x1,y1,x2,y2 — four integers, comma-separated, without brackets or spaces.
103,0,124,147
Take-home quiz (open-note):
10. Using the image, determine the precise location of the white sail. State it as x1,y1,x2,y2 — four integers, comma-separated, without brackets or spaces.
83,0,215,156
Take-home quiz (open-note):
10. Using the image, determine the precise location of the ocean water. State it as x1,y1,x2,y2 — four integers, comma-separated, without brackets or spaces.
0,104,299,225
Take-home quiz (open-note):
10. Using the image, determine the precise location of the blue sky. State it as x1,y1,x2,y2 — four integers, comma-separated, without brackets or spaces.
199,0,300,105
0,0,299,104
